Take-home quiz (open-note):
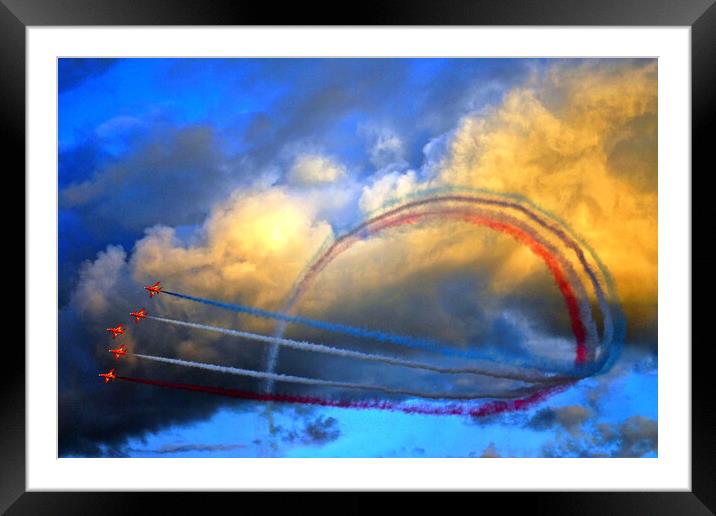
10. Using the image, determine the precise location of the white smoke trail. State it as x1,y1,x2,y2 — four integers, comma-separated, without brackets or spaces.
132,353,548,401
148,315,562,384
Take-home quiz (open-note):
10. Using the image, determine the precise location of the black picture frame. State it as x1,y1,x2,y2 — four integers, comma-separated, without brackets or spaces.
5,0,712,513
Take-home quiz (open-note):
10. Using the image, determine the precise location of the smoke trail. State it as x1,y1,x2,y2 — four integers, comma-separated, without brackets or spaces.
132,352,556,400
282,193,616,352
161,289,524,364
278,208,590,365
377,207,599,364
147,315,567,384
266,205,598,390
118,375,571,418
264,194,613,395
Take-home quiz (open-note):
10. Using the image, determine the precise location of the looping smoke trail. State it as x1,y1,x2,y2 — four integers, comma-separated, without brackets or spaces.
132,352,555,401
147,315,568,384
265,204,600,392
276,194,617,357
276,207,591,367
261,193,622,420
117,375,572,418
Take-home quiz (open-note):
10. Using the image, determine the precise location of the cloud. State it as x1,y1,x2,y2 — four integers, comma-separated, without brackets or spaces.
359,125,407,171
287,154,347,185
540,413,657,458
359,170,420,213
600,415,658,457
61,124,236,234
281,415,341,446
126,443,247,455
302,415,341,445
58,186,339,456
58,59,658,456
439,61,658,341
480,442,501,457
356,59,658,347
527,405,592,435
130,188,333,313
71,245,128,317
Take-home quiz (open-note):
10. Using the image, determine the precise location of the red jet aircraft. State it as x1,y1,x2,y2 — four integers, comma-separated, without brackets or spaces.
98,368,117,383
130,308,147,323
109,343,127,360
106,325,125,339
145,281,162,298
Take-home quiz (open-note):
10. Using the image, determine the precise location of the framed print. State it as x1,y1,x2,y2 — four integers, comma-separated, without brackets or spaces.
6,0,712,512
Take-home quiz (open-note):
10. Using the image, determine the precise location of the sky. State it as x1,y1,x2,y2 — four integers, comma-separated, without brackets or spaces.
58,58,658,458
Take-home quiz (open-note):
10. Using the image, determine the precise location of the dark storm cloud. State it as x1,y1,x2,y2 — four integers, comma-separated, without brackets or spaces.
58,121,244,309
60,123,236,233
59,137,109,189
58,246,270,457
229,59,414,173
59,58,120,93
224,59,535,179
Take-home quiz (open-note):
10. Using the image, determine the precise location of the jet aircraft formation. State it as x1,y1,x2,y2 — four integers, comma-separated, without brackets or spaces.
97,282,160,383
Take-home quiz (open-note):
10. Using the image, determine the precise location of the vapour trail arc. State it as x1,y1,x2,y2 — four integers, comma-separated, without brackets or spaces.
131,353,545,400
162,199,608,376
118,375,573,418
269,204,598,379
281,198,611,361
266,192,622,396
147,315,566,384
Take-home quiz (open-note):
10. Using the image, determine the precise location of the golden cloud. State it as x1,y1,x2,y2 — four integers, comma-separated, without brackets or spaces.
354,60,657,339
130,188,333,316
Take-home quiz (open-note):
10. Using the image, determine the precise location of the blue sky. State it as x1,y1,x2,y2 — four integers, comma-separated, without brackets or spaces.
58,58,658,458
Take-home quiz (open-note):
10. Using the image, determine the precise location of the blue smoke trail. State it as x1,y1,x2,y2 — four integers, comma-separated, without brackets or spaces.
162,290,582,376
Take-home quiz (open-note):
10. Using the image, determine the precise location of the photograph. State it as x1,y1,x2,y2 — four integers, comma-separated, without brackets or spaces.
57,57,658,459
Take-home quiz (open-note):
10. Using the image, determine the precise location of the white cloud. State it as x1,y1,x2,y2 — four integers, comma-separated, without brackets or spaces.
358,169,421,214
71,245,128,317
368,131,404,169
287,154,347,186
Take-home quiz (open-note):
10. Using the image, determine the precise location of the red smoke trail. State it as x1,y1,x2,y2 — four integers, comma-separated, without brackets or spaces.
292,207,589,366
462,214,588,364
377,210,588,364
283,195,611,362
290,195,605,306
117,375,571,417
